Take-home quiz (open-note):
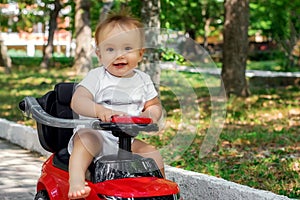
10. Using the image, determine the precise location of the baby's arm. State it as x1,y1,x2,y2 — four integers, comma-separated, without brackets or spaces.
71,86,125,122
140,97,162,123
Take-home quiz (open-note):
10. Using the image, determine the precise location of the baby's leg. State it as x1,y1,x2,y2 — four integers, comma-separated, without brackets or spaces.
132,139,165,177
68,129,103,199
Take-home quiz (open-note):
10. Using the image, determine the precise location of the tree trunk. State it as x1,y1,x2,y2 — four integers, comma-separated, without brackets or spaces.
99,0,114,22
140,0,161,92
279,9,298,70
203,17,212,50
0,33,12,74
40,0,62,69
73,0,92,74
221,0,250,97
201,2,212,50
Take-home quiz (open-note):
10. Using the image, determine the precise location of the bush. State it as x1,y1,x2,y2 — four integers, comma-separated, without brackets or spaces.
9,56,75,68
248,50,285,61
10,56,42,66
159,48,187,65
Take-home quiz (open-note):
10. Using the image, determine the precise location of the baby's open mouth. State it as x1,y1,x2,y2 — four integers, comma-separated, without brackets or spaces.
113,63,127,67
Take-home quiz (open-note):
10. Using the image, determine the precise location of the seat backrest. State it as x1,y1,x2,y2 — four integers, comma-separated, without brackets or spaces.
36,82,78,153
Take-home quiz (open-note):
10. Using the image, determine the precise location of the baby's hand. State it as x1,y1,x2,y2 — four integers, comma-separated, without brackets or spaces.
140,111,156,123
96,107,126,122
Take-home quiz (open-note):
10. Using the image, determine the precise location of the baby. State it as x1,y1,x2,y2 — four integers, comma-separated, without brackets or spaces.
67,11,164,199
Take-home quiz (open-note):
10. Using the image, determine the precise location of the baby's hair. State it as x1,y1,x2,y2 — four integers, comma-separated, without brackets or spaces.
95,10,145,47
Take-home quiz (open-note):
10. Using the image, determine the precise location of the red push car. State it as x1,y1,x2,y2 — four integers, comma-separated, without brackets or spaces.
19,83,181,200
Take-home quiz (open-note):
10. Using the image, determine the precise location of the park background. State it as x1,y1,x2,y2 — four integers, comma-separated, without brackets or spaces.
0,0,299,198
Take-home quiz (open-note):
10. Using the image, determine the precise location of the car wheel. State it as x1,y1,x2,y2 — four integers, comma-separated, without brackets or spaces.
34,190,50,200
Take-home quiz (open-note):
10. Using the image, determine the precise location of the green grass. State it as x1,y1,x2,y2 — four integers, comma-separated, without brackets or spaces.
0,63,299,198
0,65,82,126
246,60,290,71
214,60,298,72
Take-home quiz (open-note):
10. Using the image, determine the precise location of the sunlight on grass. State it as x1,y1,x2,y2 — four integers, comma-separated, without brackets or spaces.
0,65,299,198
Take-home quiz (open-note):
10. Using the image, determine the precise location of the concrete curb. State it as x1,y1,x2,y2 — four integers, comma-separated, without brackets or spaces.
165,166,291,200
0,118,50,157
0,118,291,200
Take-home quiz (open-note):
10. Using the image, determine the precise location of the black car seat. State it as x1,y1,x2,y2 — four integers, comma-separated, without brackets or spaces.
35,82,78,171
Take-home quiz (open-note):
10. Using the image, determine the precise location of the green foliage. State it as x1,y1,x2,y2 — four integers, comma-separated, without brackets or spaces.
160,0,223,38
90,0,103,33
248,50,285,61
8,54,75,69
250,0,299,38
249,1,273,36
10,56,42,66
127,0,142,18
1,0,299,70
15,1,46,32
0,0,298,42
159,48,187,65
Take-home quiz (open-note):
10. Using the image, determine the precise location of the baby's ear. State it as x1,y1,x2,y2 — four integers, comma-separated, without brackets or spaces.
96,49,102,59
95,49,102,64
95,48,101,57
138,48,145,61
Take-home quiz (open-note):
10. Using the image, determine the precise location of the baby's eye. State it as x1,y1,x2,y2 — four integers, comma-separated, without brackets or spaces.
125,46,133,51
106,47,114,52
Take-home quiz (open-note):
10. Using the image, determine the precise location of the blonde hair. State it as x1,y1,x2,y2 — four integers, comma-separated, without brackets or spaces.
95,10,145,47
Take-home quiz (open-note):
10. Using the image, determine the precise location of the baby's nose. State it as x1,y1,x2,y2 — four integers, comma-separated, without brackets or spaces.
116,50,126,58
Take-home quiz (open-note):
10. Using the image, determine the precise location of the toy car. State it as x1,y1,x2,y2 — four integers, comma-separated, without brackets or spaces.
19,82,181,200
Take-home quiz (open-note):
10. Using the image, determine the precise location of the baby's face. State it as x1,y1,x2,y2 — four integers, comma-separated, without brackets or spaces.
97,26,144,78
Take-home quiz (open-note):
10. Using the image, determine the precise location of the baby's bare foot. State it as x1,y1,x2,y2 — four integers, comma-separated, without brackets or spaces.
68,181,91,199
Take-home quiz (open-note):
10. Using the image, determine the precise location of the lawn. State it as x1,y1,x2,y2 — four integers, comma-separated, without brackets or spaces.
0,63,299,198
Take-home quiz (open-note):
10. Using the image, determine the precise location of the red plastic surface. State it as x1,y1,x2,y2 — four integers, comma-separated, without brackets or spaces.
91,177,179,198
37,155,70,200
111,116,153,124
37,155,179,200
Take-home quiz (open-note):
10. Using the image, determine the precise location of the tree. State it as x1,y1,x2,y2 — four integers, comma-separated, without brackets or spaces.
40,0,63,69
160,0,223,44
221,0,250,97
250,0,300,69
0,33,12,73
200,0,223,49
99,0,114,22
73,0,92,74
140,0,161,92
268,0,300,69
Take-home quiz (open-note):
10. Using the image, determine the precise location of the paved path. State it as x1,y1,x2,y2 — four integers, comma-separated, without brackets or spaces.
0,138,44,200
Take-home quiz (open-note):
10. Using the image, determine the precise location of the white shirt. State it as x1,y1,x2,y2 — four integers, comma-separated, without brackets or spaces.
78,66,158,118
